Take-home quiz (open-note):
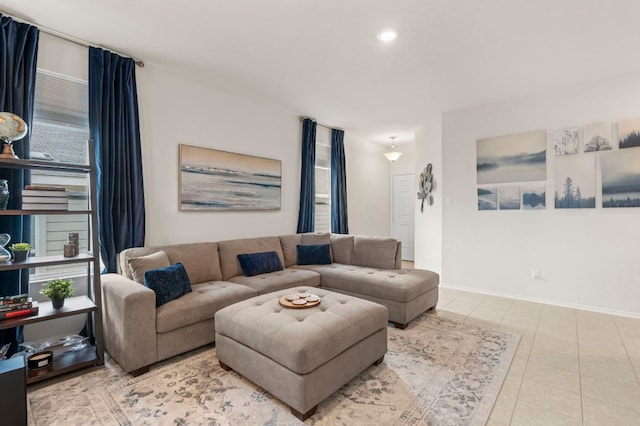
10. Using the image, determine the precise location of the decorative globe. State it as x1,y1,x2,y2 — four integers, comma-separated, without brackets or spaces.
0,112,28,159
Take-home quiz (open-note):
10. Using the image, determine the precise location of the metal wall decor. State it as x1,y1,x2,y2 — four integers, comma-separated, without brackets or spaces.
417,163,434,212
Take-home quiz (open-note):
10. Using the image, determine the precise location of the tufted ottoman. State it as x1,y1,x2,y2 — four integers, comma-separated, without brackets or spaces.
214,287,388,420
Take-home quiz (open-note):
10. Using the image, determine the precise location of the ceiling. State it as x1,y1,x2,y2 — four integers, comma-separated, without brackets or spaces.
2,0,640,145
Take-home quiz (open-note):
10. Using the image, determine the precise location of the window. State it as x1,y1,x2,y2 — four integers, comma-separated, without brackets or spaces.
29,69,90,279
314,126,331,233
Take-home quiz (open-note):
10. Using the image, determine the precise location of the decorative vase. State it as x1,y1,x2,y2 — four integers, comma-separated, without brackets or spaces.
51,298,65,309
12,250,28,262
0,179,9,210
0,233,10,263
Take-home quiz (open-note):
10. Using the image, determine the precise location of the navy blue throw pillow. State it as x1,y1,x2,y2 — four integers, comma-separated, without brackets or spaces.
144,262,192,307
237,251,283,277
297,244,332,265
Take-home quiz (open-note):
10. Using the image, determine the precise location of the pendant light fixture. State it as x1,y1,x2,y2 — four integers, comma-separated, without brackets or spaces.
384,136,402,162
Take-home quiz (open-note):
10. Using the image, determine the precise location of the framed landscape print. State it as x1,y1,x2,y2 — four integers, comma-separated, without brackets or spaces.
179,144,281,210
522,185,546,210
498,186,520,210
552,127,580,156
601,150,640,208
477,187,497,210
618,118,640,149
476,130,546,184
553,155,595,209
583,122,612,152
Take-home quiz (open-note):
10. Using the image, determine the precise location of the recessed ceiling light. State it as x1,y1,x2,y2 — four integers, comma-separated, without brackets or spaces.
377,30,397,42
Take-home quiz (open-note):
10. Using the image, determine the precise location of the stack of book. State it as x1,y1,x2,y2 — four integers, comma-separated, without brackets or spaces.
0,294,39,320
22,185,69,210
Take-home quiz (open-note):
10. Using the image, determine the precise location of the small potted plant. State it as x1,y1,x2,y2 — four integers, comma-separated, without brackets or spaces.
9,242,31,262
40,278,74,309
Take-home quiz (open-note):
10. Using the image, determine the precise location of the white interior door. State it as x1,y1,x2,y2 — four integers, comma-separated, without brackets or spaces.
391,174,415,261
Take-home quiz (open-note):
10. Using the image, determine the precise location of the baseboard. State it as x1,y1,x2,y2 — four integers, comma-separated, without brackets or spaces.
440,283,640,320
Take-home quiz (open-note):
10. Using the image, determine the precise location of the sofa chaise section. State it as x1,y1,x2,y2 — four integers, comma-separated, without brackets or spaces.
296,235,439,328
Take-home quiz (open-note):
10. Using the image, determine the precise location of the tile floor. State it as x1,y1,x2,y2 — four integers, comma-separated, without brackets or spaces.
435,287,640,425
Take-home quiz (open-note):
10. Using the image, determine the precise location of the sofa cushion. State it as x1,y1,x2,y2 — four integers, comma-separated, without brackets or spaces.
120,242,222,284
156,281,258,333
330,234,354,264
229,268,320,294
353,236,398,269
279,234,302,267
144,263,192,307
128,250,171,284
218,237,285,280
238,251,283,277
294,264,439,303
297,244,332,265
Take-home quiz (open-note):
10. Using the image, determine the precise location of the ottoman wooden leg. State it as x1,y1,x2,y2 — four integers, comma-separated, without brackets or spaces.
131,366,150,377
390,321,408,330
291,405,317,421
373,355,385,366
219,361,232,371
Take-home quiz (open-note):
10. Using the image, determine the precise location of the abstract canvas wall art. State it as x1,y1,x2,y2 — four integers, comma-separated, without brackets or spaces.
179,144,281,210
476,130,546,184
601,150,640,208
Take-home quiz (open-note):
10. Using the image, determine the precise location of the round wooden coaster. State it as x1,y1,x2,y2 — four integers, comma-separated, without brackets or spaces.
279,294,321,309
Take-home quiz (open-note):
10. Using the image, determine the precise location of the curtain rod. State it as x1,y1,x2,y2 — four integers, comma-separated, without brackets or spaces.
2,11,145,67
299,116,343,131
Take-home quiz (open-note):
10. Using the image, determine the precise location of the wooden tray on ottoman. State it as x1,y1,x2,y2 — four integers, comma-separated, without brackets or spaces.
279,293,321,309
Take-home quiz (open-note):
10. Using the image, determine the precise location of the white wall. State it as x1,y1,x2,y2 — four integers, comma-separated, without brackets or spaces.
136,66,302,245
414,117,443,274
37,33,87,80
441,74,640,316
345,133,390,236
389,143,415,176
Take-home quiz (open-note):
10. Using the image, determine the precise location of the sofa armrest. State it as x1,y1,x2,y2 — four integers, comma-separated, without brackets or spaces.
101,273,157,373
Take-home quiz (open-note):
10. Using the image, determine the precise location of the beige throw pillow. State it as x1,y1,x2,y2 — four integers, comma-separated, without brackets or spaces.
301,233,330,245
353,236,398,269
128,250,171,284
330,234,354,264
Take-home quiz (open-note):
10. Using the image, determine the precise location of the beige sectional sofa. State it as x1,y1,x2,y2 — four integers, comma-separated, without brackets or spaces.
101,233,439,375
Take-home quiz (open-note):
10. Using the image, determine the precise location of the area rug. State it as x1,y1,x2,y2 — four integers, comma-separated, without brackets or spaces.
27,313,519,425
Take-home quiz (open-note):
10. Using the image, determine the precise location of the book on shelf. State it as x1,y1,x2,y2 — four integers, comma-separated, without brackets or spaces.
24,185,65,192
22,190,69,198
21,203,69,211
0,301,38,320
0,300,32,313
0,293,29,305
22,196,69,204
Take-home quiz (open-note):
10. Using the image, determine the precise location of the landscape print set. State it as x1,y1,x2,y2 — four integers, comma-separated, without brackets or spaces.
476,119,640,210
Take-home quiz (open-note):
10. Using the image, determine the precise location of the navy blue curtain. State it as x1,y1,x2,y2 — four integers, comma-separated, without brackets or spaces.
296,118,316,233
330,129,349,234
0,14,38,354
89,47,145,273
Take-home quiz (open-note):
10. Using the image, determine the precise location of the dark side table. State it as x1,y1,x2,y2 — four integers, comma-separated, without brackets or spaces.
0,356,27,426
